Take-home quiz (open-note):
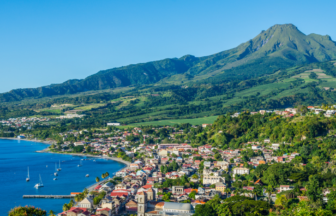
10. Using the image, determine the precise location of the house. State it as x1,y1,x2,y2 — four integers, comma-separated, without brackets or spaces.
264,139,271,143
57,207,90,216
77,197,94,209
252,145,261,150
271,143,280,150
215,182,226,194
96,208,112,216
172,186,184,195
159,149,168,157
107,123,121,126
233,167,249,176
279,185,294,192
259,110,266,115
125,200,138,213
203,176,225,185
130,163,140,171
204,161,211,167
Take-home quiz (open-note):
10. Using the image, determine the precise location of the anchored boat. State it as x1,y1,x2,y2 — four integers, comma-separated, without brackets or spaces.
26,167,30,182
34,175,44,189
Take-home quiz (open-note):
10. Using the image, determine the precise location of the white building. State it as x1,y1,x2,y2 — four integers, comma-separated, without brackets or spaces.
77,197,94,208
233,167,250,176
107,123,121,126
203,176,225,185
279,185,294,192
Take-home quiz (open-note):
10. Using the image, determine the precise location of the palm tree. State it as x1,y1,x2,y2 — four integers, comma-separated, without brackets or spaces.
105,172,109,177
96,177,100,182
252,188,259,201
48,210,55,216
69,200,74,207
62,204,70,212
74,195,80,202
224,188,231,198
83,188,88,196
265,186,273,204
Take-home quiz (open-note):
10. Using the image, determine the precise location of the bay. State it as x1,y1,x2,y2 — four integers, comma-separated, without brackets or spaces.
0,139,126,215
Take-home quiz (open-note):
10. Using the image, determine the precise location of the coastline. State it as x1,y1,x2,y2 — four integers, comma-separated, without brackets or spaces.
1,137,130,195
0,137,131,166
45,151,131,166
0,137,55,145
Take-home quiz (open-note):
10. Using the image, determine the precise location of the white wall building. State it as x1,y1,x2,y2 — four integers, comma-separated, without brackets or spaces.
233,167,250,176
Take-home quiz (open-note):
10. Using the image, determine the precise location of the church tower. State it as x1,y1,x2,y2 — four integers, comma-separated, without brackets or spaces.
137,191,147,216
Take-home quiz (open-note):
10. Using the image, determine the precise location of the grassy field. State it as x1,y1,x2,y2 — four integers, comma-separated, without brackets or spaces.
124,115,219,127
75,103,106,111
36,108,63,114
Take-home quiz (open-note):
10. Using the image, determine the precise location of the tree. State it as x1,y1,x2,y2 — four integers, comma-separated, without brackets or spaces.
216,204,232,216
96,177,100,182
309,72,318,79
83,188,88,196
264,185,273,204
224,188,231,198
189,191,196,199
307,175,322,203
275,195,288,207
63,203,70,212
194,204,217,216
48,210,55,216
9,206,47,216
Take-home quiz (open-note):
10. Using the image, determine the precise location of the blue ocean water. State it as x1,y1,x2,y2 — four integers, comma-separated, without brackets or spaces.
0,139,126,215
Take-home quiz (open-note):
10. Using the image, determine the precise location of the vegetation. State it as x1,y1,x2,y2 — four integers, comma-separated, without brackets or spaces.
8,206,47,216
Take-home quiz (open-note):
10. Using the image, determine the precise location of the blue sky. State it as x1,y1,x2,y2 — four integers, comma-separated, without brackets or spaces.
0,0,335,93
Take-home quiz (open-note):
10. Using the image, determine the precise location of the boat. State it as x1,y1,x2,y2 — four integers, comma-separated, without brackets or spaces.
54,164,58,176
78,160,82,167
57,160,61,171
53,178,57,180
86,174,89,177
34,175,44,188
26,167,30,182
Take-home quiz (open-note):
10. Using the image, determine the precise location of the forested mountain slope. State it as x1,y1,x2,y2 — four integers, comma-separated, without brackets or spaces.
1,24,336,102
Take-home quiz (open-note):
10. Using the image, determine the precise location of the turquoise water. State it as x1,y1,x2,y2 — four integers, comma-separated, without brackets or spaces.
0,139,126,215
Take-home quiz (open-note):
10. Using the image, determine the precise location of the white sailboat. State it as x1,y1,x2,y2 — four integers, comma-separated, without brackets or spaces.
34,174,44,188
86,174,89,177
78,160,82,167
26,167,30,182
54,164,58,176
57,160,61,171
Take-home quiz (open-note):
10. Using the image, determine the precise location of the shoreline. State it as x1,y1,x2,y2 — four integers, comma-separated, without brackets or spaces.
45,151,131,166
0,137,55,145
0,137,131,166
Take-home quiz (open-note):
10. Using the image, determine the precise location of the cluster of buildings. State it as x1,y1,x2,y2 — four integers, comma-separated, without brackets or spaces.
56,113,86,119
1,117,49,128
56,132,305,216
232,106,336,118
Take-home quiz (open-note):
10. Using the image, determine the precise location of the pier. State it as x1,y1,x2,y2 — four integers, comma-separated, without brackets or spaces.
23,195,75,199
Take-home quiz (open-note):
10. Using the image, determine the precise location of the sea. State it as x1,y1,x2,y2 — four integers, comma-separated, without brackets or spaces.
0,139,126,215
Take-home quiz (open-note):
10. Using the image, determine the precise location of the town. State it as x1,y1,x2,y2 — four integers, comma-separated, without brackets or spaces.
4,105,336,215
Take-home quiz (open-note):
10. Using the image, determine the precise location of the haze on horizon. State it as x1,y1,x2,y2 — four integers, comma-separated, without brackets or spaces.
0,0,335,93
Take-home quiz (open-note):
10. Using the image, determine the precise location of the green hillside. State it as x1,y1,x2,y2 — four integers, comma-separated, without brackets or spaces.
1,24,336,103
